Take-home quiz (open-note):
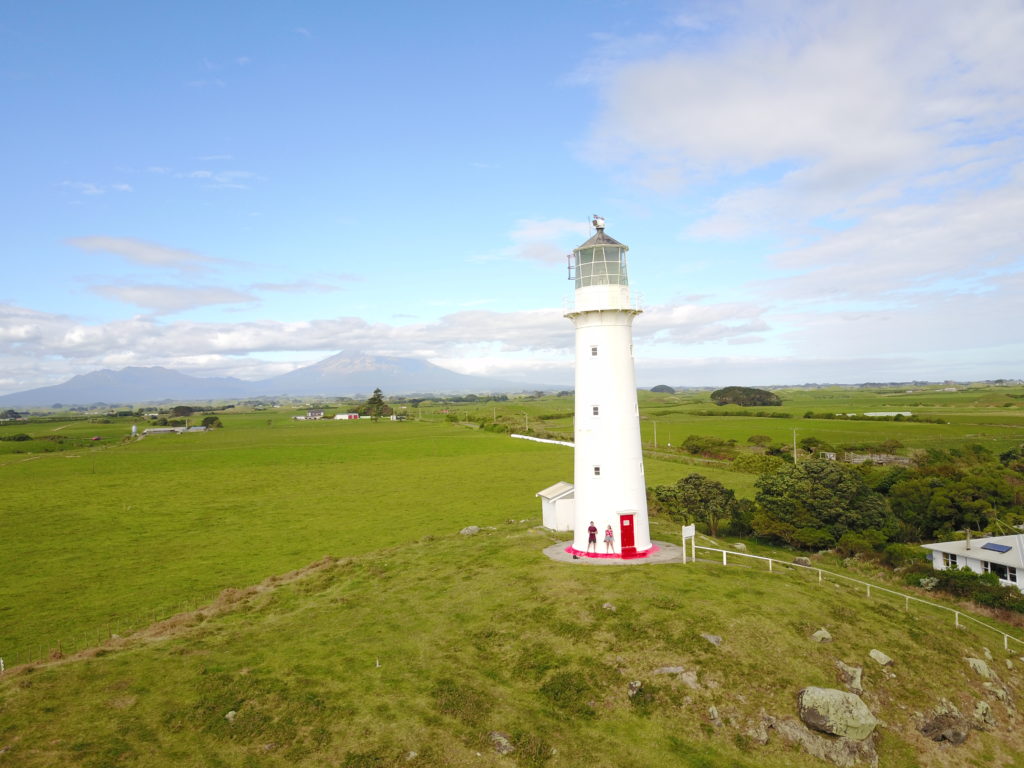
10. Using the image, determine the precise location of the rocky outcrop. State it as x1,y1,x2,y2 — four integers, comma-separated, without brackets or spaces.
919,700,970,744
775,718,878,768
797,687,879,740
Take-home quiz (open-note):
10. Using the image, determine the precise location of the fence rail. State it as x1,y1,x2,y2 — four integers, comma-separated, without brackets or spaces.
693,545,1024,652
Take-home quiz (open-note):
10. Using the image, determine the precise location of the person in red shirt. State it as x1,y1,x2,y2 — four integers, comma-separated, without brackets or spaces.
587,521,598,553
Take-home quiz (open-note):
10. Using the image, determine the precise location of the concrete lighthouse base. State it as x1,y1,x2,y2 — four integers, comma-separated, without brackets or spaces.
563,544,657,560
543,540,688,565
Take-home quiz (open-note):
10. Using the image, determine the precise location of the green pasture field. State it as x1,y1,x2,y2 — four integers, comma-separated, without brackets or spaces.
427,384,1024,455
2,383,1021,669
1,414,691,666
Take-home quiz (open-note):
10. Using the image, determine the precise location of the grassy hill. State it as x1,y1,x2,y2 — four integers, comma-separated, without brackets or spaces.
1,522,1022,767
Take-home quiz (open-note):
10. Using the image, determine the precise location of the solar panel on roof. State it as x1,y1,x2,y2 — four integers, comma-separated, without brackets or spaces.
981,542,1012,554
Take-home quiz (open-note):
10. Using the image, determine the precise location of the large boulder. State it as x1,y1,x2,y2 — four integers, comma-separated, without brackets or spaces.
775,718,878,768
798,687,879,741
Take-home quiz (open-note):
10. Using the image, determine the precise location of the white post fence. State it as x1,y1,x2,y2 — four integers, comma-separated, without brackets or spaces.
693,545,1024,652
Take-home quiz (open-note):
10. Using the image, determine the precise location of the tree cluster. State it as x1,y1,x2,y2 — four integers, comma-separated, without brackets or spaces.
710,386,782,407
360,388,393,420
649,442,1024,552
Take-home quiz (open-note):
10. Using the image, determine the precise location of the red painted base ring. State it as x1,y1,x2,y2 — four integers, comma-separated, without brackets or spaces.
565,545,658,560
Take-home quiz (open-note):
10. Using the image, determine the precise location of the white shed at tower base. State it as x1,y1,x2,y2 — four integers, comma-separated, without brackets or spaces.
536,481,575,531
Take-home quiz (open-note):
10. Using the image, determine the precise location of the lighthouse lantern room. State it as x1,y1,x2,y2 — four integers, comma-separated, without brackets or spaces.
564,217,653,558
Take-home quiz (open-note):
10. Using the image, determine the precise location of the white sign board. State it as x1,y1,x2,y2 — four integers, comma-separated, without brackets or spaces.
681,524,696,563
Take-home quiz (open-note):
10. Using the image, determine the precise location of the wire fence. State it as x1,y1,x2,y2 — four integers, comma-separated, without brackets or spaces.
693,545,1024,652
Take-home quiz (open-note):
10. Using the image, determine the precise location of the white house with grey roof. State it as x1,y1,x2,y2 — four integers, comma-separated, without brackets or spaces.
921,534,1024,592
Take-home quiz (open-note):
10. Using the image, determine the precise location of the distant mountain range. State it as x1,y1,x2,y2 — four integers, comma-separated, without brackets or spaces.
0,353,548,407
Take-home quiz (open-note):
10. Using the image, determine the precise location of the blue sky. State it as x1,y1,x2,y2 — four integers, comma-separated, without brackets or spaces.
2,0,1022,394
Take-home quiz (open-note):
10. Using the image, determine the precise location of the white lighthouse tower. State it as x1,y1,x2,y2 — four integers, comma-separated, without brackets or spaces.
566,217,653,558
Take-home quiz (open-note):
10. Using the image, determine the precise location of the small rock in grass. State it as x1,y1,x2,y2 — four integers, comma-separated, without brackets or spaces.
836,661,863,694
701,633,723,647
811,628,832,643
983,647,993,661
869,649,893,666
794,556,812,566
225,710,237,723
488,732,514,755
732,542,747,551
627,680,643,699
652,666,686,676
602,602,617,612
459,526,480,536
966,657,992,678
975,700,996,729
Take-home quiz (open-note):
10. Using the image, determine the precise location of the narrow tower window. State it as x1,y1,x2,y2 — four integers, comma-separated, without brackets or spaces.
593,465,601,477
592,405,599,416
591,345,598,357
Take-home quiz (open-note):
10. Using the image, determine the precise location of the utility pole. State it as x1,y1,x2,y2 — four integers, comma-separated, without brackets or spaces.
792,429,798,463
653,421,658,448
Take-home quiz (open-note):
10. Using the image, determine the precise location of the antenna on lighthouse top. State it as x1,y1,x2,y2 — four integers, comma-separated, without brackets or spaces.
592,214,605,231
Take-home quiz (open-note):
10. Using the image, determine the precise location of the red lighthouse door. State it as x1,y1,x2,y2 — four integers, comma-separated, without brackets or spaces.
619,514,637,559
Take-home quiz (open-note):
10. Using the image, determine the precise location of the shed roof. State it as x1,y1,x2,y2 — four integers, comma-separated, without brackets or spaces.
922,534,1024,568
536,481,574,501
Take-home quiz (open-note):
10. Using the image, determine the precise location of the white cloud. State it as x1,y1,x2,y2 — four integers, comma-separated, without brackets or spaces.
89,284,257,314
759,179,1024,301
586,0,1024,232
179,169,260,189
639,301,770,345
250,280,352,294
59,181,104,195
67,236,218,273
0,293,1019,394
475,218,591,264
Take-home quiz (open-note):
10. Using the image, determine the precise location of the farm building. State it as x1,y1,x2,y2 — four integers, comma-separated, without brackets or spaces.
334,413,360,420
536,481,574,531
921,534,1024,592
